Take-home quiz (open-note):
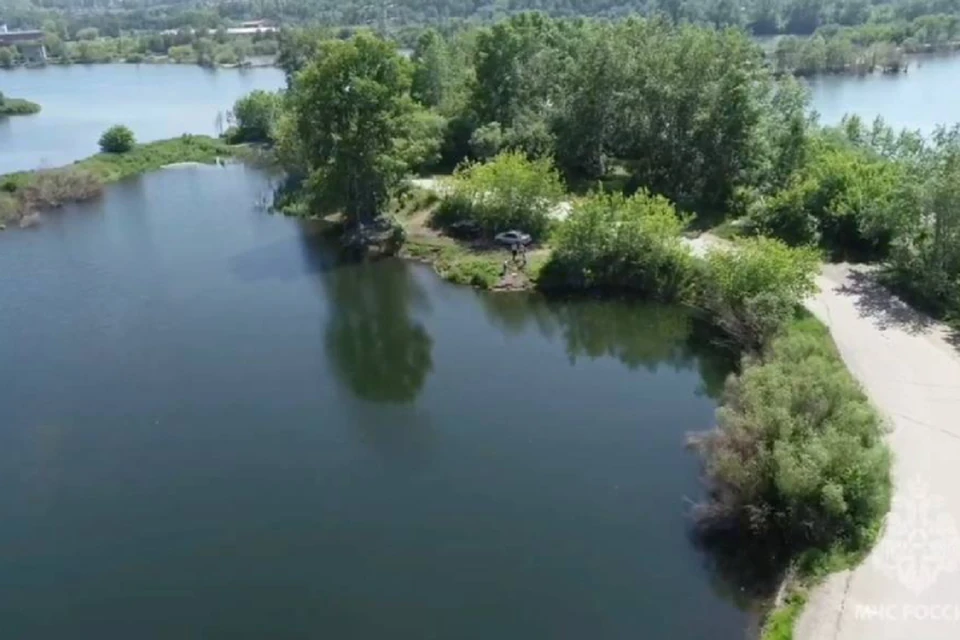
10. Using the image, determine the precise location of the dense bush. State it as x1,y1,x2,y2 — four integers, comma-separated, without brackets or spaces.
0,168,105,221
432,151,564,239
885,126,960,322
22,169,104,210
98,125,136,153
540,191,695,300
692,318,891,556
700,237,820,351
228,90,281,143
747,130,906,259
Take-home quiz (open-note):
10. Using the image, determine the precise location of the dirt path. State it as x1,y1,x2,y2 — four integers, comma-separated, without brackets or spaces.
796,264,960,639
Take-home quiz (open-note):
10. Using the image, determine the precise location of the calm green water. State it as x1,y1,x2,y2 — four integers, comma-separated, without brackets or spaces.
0,64,285,175
0,165,749,638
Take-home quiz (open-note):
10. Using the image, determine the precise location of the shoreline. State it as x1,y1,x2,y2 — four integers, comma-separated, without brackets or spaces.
0,135,235,227
0,59,279,71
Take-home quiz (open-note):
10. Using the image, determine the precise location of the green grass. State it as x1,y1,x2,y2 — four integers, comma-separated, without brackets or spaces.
78,135,234,181
0,98,41,116
0,135,234,223
401,236,507,290
761,592,808,640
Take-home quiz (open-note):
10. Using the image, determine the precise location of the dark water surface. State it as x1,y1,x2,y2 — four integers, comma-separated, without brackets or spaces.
0,166,749,638
0,64,285,175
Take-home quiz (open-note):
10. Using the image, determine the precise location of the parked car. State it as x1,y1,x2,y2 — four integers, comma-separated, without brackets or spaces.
494,230,532,246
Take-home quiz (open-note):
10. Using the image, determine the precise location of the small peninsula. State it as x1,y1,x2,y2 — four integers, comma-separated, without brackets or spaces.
0,91,41,116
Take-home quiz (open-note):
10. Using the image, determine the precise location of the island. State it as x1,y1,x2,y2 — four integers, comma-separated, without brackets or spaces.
0,91,40,116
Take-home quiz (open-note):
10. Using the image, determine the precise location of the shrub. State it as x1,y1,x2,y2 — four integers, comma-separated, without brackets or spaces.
228,90,281,143
433,151,564,239
397,109,446,173
0,193,18,223
444,255,502,288
691,318,891,557
75,27,99,41
540,191,695,300
21,169,104,210
99,125,136,153
701,238,820,351
747,138,905,260
469,121,504,161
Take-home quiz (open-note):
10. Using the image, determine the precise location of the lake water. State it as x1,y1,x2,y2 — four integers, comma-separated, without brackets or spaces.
0,164,750,638
806,52,960,132
0,64,285,175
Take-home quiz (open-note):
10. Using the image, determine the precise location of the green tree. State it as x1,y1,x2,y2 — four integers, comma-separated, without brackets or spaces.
889,126,960,318
552,26,624,178
471,13,560,129
748,133,906,257
229,90,281,143
167,45,195,63
542,191,695,299
98,124,136,153
277,26,330,81
283,32,417,227
614,22,768,213
434,151,564,239
0,47,15,69
76,27,99,41
701,237,820,350
411,29,450,109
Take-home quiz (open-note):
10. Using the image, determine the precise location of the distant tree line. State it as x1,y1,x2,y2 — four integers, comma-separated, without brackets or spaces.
0,26,280,66
7,0,960,40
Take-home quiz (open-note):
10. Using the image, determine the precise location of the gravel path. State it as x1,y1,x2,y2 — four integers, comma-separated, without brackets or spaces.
796,264,960,640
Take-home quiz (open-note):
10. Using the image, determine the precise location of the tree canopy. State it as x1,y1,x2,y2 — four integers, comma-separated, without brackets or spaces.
280,33,420,227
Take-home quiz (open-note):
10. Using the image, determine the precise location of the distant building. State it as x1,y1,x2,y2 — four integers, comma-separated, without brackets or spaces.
0,24,47,63
240,20,274,29
223,27,279,36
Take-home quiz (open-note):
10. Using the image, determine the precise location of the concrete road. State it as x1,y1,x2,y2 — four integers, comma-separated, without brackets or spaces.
797,264,960,640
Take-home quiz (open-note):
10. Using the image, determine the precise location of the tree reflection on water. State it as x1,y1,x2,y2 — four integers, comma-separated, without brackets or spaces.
478,291,736,400
319,253,434,405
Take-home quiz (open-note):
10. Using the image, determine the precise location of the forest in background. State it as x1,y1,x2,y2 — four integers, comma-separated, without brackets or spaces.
5,0,960,37
3,0,960,73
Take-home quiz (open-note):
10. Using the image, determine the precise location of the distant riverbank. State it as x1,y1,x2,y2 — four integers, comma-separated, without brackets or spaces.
23,56,279,69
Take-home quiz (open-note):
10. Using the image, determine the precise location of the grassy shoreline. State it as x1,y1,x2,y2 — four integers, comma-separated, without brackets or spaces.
0,135,234,226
